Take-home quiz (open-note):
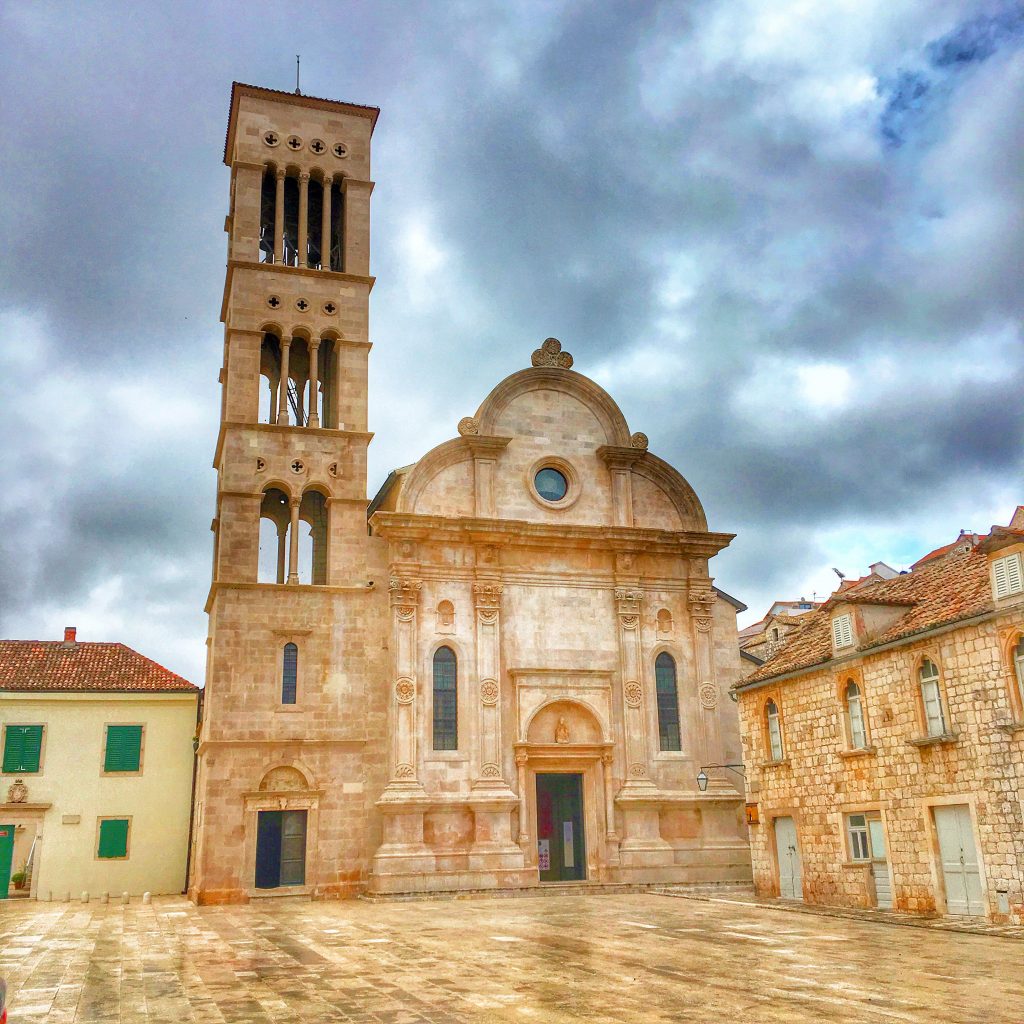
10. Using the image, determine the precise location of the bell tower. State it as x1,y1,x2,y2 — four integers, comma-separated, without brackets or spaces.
190,83,387,903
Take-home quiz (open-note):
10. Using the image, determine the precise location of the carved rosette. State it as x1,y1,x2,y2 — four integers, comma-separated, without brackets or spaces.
458,416,480,436
7,778,27,804
699,683,718,709
624,681,643,708
480,762,501,778
394,763,415,779
395,678,415,704
630,432,649,450
629,763,648,778
531,337,573,368
480,679,499,705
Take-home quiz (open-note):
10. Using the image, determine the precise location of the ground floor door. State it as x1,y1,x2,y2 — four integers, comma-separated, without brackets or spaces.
774,816,802,900
536,773,586,882
0,824,13,900
255,809,307,889
867,815,893,910
933,804,984,916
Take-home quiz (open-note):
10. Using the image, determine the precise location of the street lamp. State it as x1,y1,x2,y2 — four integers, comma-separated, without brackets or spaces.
696,764,746,791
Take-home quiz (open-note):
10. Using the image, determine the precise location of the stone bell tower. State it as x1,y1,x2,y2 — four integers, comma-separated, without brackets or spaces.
189,83,388,904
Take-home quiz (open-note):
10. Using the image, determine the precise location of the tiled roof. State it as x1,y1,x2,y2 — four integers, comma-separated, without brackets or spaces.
743,546,994,685
0,641,198,693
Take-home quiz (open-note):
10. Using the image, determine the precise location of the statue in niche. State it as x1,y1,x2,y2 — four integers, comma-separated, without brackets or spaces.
555,717,570,744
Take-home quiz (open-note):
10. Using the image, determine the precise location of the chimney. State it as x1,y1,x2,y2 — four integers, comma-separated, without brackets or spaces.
62,626,77,647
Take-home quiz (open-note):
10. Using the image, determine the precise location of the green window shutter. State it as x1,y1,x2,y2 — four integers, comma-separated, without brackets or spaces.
97,818,130,858
104,726,143,772
3,725,43,773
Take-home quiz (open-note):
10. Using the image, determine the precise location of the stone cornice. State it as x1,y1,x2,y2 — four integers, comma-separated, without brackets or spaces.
596,444,647,469
212,421,373,470
369,512,733,558
204,580,374,613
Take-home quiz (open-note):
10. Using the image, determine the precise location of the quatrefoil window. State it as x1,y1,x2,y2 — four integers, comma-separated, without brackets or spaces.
295,298,310,312
310,139,326,154
263,131,280,147
286,135,303,150
322,302,337,315
267,295,281,309
256,458,266,471
290,459,305,474
332,142,348,158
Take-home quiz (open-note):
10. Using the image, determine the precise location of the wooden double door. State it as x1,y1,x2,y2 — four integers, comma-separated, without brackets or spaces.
536,773,586,882
255,809,307,889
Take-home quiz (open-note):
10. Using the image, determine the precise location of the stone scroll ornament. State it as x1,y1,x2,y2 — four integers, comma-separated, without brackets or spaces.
531,337,573,368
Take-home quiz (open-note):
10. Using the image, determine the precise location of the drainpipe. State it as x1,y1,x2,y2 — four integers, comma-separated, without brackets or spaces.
183,687,203,896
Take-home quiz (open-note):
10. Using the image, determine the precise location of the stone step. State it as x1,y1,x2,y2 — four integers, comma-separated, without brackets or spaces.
360,880,754,903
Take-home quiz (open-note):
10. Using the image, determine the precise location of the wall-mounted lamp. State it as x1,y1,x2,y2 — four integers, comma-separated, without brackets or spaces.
696,763,746,792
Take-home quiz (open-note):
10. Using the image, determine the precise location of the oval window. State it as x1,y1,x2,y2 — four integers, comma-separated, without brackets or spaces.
535,467,568,502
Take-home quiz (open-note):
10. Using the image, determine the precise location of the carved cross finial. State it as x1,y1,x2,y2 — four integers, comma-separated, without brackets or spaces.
531,337,573,369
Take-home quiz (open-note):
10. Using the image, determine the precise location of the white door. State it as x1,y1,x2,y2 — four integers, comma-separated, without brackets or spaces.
774,816,802,900
933,804,984,916
867,816,892,910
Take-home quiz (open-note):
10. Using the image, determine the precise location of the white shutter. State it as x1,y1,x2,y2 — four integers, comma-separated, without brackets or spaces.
832,614,854,649
993,554,1023,599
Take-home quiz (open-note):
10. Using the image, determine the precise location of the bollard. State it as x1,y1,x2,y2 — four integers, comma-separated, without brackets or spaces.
64,891,71,903
101,892,109,905
81,891,89,903
44,890,52,902
142,892,151,905
121,892,130,905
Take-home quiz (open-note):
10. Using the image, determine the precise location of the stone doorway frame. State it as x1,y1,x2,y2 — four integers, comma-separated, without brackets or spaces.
0,802,50,900
513,741,617,883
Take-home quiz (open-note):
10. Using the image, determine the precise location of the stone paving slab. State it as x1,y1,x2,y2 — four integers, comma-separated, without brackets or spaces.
653,883,1024,940
1,892,1021,1022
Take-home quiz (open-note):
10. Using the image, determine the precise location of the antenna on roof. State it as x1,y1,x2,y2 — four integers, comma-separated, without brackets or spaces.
295,54,301,95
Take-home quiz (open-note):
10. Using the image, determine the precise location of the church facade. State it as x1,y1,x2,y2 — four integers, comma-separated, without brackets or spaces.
189,83,751,903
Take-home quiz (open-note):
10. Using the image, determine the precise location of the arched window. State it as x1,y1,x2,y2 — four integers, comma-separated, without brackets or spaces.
258,488,291,584
433,647,457,750
655,653,681,751
919,658,946,737
281,643,298,705
845,680,867,749
765,699,784,761
297,489,328,585
1012,636,1024,717
259,169,276,263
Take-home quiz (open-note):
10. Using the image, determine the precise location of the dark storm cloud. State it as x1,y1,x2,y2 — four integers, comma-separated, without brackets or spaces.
1,0,1022,681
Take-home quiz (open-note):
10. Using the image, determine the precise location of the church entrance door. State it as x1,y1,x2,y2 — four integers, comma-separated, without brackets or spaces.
536,773,586,882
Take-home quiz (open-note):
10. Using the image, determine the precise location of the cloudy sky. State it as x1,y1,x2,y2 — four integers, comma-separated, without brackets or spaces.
1,1,1022,683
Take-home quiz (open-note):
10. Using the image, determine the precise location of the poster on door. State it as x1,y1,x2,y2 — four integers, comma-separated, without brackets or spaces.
537,839,550,871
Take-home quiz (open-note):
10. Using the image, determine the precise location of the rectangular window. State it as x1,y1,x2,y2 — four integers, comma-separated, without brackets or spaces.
767,714,784,761
921,680,946,737
847,813,870,860
993,553,1024,599
2,725,43,773
103,725,143,773
97,817,130,859
832,614,854,649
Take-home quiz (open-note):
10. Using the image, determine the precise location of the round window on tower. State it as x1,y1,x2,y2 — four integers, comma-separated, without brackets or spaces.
535,467,568,502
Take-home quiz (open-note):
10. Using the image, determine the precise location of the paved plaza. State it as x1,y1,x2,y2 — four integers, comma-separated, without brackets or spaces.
1,892,1021,1023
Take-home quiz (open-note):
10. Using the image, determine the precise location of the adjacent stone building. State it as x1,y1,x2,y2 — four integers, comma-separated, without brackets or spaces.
735,509,1024,922
0,628,199,900
188,83,752,903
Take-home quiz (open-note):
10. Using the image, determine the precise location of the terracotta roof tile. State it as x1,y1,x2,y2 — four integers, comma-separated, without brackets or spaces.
744,546,995,684
0,641,198,693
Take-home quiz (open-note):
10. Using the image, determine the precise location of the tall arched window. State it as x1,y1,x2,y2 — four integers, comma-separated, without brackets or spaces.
919,658,946,737
282,643,298,705
433,646,457,750
655,653,681,751
765,699,784,761
1012,636,1024,717
845,680,867,749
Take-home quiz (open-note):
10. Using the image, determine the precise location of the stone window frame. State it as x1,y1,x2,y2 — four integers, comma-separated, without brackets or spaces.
1001,628,1024,723
1,723,47,775
651,648,683,756
762,694,785,764
424,639,468,762
912,651,952,740
271,629,311,713
836,669,872,752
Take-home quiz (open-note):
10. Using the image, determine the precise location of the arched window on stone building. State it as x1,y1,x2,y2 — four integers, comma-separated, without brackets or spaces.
1012,635,1024,719
258,488,291,584
655,652,681,751
432,646,458,750
765,698,784,761
844,680,868,749
297,489,328,586
918,658,947,737
281,643,298,705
